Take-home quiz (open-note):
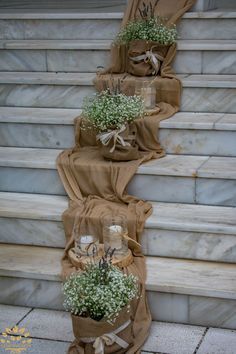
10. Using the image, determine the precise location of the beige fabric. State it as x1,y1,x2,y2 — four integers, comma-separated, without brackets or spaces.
56,1,196,353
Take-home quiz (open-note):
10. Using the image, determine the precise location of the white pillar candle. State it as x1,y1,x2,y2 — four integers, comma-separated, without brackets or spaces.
75,235,99,256
106,225,123,250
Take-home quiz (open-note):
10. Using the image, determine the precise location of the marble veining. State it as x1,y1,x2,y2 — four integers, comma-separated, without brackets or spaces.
203,51,236,74
0,217,65,247
196,178,236,207
142,228,236,263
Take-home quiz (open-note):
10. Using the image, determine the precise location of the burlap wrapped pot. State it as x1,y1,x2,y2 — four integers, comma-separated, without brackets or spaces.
97,123,140,161
67,306,134,354
128,40,170,77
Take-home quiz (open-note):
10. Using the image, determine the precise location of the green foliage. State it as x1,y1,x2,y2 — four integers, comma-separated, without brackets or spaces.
115,17,177,45
82,90,144,133
63,259,139,322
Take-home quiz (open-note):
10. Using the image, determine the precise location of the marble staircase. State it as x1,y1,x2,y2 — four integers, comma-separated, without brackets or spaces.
0,2,236,329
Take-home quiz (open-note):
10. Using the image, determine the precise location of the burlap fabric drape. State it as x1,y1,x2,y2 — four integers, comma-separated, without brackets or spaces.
57,1,196,353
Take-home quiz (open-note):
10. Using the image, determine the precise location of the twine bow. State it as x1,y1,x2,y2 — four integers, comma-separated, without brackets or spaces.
130,46,164,75
96,124,130,153
79,319,131,354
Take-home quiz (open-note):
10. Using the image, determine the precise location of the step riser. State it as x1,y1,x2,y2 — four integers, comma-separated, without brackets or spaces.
0,85,235,113
0,276,235,329
1,217,236,263
0,18,235,40
0,166,236,207
0,49,235,74
1,123,236,157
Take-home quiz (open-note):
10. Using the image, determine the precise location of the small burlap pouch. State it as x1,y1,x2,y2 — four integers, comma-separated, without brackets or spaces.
67,306,134,354
97,123,140,161
128,40,170,77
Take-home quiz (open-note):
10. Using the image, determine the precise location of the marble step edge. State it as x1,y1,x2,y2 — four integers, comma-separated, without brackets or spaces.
1,147,236,181
0,11,235,19
1,39,236,51
0,108,235,131
0,72,235,88
0,243,235,300
0,192,235,235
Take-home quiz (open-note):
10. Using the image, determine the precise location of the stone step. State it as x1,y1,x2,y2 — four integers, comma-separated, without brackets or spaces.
0,147,236,207
0,243,235,329
0,11,235,40
1,108,236,157
0,72,235,112
0,39,235,74
0,190,236,263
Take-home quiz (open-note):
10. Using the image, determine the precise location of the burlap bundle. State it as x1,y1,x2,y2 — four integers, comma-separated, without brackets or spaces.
97,123,140,161
68,306,134,354
128,40,170,77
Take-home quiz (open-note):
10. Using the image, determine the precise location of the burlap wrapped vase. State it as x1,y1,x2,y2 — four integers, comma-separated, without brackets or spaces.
97,123,140,161
128,40,170,77
68,306,134,354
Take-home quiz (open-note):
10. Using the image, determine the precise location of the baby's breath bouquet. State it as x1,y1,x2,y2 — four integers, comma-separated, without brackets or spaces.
114,2,177,77
63,259,138,322
115,17,177,46
82,89,144,161
82,90,144,134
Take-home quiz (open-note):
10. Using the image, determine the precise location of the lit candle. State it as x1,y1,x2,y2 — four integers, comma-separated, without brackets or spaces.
106,225,123,250
75,235,99,256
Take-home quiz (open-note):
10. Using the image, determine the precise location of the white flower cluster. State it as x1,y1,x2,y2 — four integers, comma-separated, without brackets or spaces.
63,262,139,322
116,17,177,45
82,90,144,133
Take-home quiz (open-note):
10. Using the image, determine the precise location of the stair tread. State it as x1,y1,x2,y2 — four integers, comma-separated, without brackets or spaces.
1,39,236,50
0,243,235,299
1,146,236,180
0,72,235,88
0,192,235,234
1,108,236,131
0,10,235,19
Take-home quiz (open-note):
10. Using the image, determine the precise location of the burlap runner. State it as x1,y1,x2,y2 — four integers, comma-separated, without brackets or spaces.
56,1,196,353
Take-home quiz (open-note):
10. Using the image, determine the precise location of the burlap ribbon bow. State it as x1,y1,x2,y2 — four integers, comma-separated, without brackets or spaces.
130,46,164,75
96,124,131,153
79,319,131,354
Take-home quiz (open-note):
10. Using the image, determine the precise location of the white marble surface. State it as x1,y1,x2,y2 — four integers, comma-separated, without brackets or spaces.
1,192,235,234
160,129,236,156
215,113,236,130
148,292,189,323
0,123,75,148
203,51,236,74
1,244,236,300
0,167,65,195
181,87,236,113
190,296,236,329
0,49,47,71
197,327,236,354
142,321,205,354
198,156,236,179
0,106,80,124
160,112,223,129
196,178,236,207
0,84,94,108
0,217,65,247
142,229,236,263
0,244,62,280
128,175,195,203
0,192,67,221
0,276,64,309
149,202,236,234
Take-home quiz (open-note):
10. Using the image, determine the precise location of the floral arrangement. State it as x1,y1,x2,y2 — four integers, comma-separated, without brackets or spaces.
115,2,177,46
63,256,139,322
82,89,144,133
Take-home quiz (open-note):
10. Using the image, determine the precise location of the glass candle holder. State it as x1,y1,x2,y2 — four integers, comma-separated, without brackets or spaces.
103,215,128,256
74,234,99,257
135,81,156,110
